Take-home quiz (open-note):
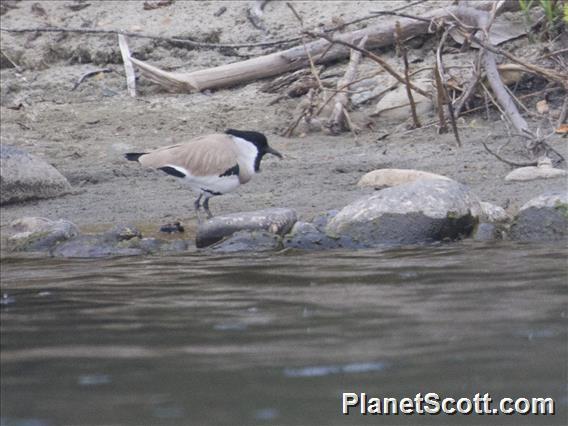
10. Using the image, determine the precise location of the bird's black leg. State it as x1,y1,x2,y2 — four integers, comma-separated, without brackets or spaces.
203,197,213,219
194,193,203,223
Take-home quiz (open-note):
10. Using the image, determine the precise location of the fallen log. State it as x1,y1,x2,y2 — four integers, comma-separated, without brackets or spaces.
126,2,520,92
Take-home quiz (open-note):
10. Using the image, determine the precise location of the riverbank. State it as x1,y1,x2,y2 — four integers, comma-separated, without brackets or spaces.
1,1,566,240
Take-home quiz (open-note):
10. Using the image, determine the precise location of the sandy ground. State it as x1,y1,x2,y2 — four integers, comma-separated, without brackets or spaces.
1,1,566,235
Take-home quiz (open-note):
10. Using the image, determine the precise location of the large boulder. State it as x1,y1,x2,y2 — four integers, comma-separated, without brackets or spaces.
6,217,79,252
0,145,72,205
509,192,568,241
196,208,297,248
326,179,481,245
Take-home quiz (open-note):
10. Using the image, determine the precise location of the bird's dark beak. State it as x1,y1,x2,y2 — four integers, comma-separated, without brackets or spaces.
266,146,283,159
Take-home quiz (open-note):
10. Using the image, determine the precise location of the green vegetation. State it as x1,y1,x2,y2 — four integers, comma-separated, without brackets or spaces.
519,0,566,39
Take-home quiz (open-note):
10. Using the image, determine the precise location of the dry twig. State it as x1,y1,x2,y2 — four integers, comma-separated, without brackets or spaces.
71,68,112,91
395,21,421,129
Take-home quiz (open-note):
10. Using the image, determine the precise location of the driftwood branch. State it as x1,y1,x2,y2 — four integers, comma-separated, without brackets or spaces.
87,2,518,93
328,36,368,135
118,35,136,97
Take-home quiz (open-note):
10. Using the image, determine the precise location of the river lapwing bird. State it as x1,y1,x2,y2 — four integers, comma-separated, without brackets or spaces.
125,129,282,220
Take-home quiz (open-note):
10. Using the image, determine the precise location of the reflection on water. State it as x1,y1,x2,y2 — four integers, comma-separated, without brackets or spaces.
1,242,567,425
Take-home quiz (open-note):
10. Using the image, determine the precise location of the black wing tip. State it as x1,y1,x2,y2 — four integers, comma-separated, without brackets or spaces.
125,153,146,162
219,164,240,177
158,166,187,178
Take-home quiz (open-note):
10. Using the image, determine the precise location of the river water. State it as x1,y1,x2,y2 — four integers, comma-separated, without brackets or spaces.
1,242,567,426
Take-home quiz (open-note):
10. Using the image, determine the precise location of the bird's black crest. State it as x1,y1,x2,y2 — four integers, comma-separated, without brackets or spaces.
219,164,239,177
158,166,186,178
125,153,146,162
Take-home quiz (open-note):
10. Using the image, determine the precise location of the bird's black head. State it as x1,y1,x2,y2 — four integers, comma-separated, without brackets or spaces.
225,129,282,171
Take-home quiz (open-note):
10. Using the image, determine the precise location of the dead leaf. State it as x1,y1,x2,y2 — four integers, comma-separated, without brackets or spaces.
555,124,568,134
536,100,549,115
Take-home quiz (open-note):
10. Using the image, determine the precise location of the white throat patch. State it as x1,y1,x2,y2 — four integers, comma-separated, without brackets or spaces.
232,136,259,174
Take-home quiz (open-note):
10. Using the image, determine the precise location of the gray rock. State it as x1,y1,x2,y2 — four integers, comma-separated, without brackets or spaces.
479,201,509,223
7,217,79,252
210,230,282,253
51,235,145,258
509,192,568,241
0,145,72,205
311,210,339,232
283,221,361,250
326,179,481,245
196,208,297,248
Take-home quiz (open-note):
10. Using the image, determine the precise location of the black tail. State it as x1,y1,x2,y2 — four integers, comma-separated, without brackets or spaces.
125,153,146,162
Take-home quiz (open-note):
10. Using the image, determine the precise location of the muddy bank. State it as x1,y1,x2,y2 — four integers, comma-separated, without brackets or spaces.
1,1,566,239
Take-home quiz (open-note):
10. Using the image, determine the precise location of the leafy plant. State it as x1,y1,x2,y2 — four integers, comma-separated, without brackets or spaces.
518,0,565,39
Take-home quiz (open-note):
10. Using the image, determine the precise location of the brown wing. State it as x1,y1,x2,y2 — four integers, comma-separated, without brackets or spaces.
138,133,238,176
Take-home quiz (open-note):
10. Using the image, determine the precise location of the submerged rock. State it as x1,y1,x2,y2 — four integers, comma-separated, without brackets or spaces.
326,179,481,245
472,223,499,241
51,235,146,258
196,208,297,248
7,217,79,252
357,169,450,189
0,145,72,205
283,221,361,250
210,230,282,253
509,192,568,241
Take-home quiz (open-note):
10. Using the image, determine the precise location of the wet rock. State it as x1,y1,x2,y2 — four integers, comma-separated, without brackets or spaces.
311,210,339,232
479,201,509,223
509,192,568,241
357,169,450,189
505,158,567,182
210,230,282,253
283,221,361,250
196,208,297,248
104,224,142,241
326,179,481,245
0,144,72,205
472,223,499,241
51,235,145,258
7,217,79,252
138,237,189,254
